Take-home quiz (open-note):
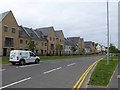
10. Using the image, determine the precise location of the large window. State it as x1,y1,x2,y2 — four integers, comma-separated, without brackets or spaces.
4,25,8,32
5,37,14,47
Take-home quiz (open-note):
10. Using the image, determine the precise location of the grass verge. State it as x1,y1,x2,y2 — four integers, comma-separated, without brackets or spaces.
88,57,119,86
1,54,103,64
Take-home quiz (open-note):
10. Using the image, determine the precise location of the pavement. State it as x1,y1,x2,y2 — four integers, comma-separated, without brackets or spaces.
1,56,104,89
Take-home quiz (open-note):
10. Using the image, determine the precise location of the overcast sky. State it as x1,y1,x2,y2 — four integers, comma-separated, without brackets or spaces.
0,0,119,47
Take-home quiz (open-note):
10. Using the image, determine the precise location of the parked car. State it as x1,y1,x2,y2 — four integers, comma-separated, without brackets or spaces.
9,50,40,65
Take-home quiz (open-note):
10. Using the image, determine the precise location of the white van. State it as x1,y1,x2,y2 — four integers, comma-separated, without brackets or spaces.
9,50,40,65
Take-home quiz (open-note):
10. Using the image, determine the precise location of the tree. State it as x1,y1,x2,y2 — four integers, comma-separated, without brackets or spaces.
28,40,36,52
109,43,119,53
71,46,77,54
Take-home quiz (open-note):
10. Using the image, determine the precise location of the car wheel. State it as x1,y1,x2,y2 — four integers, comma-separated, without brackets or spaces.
20,60,25,65
11,62,16,65
35,59,39,64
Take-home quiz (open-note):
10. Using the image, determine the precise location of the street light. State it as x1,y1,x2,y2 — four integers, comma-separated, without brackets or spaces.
107,0,110,65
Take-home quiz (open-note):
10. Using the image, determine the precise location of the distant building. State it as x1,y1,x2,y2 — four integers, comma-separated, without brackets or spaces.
64,38,74,55
67,37,84,55
84,41,96,54
95,43,102,54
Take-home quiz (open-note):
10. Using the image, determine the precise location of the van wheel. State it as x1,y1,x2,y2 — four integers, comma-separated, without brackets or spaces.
11,62,16,65
35,59,39,64
20,60,25,65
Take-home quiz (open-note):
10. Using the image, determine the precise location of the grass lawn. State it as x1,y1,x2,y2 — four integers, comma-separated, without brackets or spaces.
0,54,103,64
88,56,119,86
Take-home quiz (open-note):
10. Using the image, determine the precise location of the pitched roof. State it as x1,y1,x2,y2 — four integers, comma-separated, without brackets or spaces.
84,41,92,48
55,30,63,38
23,27,39,40
19,26,30,39
67,37,80,44
35,26,54,36
0,11,9,22
65,38,75,46
34,30,47,41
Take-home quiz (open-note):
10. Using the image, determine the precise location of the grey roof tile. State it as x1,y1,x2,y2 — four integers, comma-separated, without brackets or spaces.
84,41,92,48
55,30,63,38
36,26,54,36
19,26,30,39
24,27,39,40
0,11,9,22
67,37,80,44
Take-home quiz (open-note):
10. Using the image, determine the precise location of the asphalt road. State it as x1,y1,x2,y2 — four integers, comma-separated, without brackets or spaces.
1,55,104,89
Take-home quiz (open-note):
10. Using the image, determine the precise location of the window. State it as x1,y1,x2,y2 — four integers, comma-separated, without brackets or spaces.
5,37,14,47
45,43,47,46
26,40,28,44
12,27,15,33
4,25,8,32
30,52,34,57
20,39,23,44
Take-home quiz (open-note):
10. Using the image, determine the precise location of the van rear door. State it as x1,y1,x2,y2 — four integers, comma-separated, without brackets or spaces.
10,51,18,61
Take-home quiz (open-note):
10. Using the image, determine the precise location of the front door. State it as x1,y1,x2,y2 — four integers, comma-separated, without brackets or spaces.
3,48,7,56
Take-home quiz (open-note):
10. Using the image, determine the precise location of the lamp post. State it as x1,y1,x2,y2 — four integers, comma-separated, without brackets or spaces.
107,0,110,65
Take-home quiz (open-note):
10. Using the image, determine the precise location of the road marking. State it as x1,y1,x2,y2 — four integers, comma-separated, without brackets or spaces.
67,63,76,67
72,58,103,90
16,64,40,68
0,69,5,72
0,77,31,89
44,67,62,74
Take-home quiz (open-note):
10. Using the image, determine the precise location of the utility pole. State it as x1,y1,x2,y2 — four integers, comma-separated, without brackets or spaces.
107,0,110,65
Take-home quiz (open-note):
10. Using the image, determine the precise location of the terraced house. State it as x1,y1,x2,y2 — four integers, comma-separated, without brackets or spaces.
55,30,65,55
0,10,102,56
84,41,96,54
67,37,84,55
35,27,57,55
0,11,19,56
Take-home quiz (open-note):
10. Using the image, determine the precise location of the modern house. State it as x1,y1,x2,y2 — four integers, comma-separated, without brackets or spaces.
84,41,96,54
34,29,47,55
55,30,65,55
19,26,30,51
35,27,56,55
67,37,83,55
101,45,106,54
95,43,102,54
0,11,19,56
64,38,74,55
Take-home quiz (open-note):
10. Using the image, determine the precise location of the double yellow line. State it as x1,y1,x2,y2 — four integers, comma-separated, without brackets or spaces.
72,58,103,90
